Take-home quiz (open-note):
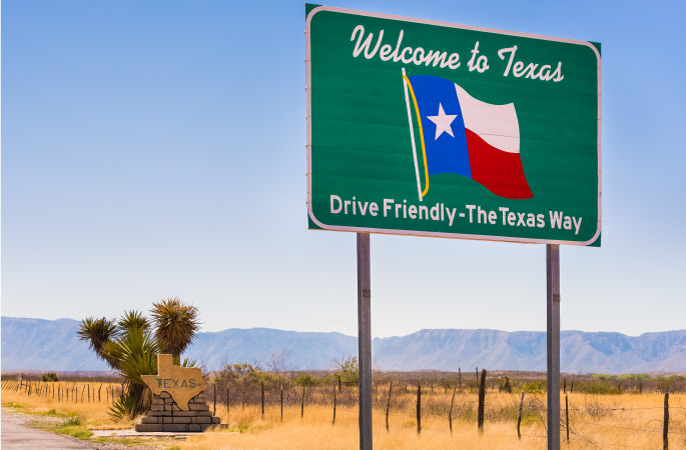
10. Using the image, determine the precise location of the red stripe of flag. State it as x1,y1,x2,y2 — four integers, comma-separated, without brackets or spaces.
465,129,533,200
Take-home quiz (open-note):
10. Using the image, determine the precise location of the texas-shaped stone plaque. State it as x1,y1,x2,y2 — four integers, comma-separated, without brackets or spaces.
141,354,205,411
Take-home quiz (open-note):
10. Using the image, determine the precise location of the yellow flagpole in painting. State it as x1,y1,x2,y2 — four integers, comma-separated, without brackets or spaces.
402,68,429,200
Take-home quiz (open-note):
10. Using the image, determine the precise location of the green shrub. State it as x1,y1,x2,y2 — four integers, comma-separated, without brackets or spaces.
333,356,359,387
41,372,59,382
573,381,621,394
295,374,319,387
64,415,84,426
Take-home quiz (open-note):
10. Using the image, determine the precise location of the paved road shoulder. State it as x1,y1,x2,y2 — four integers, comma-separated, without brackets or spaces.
1,408,161,450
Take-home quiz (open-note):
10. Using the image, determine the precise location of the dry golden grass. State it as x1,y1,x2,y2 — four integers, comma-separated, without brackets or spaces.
183,392,686,450
1,381,134,429
3,382,686,449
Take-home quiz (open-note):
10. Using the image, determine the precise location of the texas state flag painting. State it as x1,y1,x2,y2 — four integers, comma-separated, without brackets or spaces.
403,73,533,200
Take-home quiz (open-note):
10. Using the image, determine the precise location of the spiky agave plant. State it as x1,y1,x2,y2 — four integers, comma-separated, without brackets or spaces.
150,297,200,360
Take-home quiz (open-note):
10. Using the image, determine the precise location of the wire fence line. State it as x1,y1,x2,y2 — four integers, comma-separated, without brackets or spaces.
200,377,685,449
3,375,686,449
1,379,123,404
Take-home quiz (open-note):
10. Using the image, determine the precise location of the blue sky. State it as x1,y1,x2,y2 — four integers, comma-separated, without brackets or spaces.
2,0,685,338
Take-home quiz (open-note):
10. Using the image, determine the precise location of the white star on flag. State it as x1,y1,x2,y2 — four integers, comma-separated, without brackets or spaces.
427,103,458,140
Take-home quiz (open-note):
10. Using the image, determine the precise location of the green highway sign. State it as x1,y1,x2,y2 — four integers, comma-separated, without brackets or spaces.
306,5,601,246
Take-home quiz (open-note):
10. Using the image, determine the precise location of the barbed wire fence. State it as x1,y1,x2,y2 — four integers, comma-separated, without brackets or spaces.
3,371,686,448
199,369,686,449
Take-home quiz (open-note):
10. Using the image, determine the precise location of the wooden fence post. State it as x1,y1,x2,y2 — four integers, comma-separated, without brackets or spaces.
565,394,570,443
664,392,669,450
385,381,392,432
98,384,102,403
517,392,526,439
280,386,284,422
416,384,422,435
301,385,306,418
448,384,457,433
332,381,337,425
477,369,487,433
226,383,231,416
458,368,462,392
261,381,265,418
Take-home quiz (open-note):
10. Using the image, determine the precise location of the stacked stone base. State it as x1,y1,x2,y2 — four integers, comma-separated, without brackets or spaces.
135,392,221,432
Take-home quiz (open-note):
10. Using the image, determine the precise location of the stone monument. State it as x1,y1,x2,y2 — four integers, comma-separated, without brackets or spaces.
135,354,220,432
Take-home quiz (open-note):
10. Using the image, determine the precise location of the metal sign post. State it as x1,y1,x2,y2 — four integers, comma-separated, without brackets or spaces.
547,244,561,450
357,232,373,450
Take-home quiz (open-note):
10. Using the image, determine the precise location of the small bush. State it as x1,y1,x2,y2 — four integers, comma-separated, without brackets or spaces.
584,395,616,417
64,415,84,426
295,374,319,387
333,356,359,387
41,372,59,382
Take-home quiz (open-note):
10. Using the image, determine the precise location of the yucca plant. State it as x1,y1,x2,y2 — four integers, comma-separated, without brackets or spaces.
77,301,200,421
102,326,162,418
150,297,200,359
117,310,150,334
76,317,119,369
108,393,139,421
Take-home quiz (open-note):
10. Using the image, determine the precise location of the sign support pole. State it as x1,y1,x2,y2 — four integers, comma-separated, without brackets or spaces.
546,244,561,450
357,232,373,450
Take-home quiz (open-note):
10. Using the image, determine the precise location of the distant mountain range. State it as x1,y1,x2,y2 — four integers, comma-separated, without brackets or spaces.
2,316,686,374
